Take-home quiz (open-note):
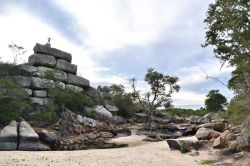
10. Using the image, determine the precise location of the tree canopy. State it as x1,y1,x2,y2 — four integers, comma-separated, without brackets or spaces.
130,68,180,113
205,90,227,112
203,0,249,65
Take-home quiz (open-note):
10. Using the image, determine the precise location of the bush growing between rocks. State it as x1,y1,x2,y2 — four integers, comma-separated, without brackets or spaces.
0,78,31,126
48,88,94,114
30,110,58,126
0,62,32,77
113,93,136,118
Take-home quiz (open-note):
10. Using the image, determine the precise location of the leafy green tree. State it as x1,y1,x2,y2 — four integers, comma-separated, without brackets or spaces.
130,68,180,114
203,0,249,65
205,90,227,112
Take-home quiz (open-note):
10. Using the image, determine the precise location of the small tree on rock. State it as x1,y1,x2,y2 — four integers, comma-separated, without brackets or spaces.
130,68,180,115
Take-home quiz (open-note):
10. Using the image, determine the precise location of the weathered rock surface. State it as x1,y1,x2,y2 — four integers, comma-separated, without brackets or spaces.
94,106,112,120
56,59,77,75
18,142,50,151
85,87,100,98
0,121,18,150
24,88,32,96
65,84,84,93
237,133,250,151
30,97,47,105
33,90,47,97
12,76,31,88
19,64,37,73
28,53,56,68
38,130,58,145
213,136,225,148
114,128,131,137
34,43,72,62
112,116,126,124
67,74,90,88
31,77,54,89
35,66,67,82
212,122,225,132
105,104,119,113
195,127,211,140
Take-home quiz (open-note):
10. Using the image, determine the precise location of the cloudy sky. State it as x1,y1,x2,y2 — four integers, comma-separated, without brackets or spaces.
0,0,234,108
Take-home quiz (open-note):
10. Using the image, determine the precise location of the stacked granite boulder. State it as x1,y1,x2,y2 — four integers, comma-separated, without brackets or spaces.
18,43,90,105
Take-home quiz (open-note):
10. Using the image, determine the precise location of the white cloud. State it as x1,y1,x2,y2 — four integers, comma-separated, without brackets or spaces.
172,90,206,106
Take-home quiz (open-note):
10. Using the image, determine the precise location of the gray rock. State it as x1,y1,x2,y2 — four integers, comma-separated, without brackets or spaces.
33,43,72,62
28,53,56,68
101,91,112,100
237,133,250,151
105,104,119,112
227,140,240,153
31,77,55,89
19,64,37,73
30,97,45,105
188,115,201,124
65,84,84,93
56,59,77,74
35,66,67,82
197,123,213,129
77,115,83,123
213,136,225,148
67,74,90,88
55,81,65,89
114,128,131,137
231,152,245,160
195,127,211,140
18,142,50,151
0,121,18,150
39,130,58,145
85,87,100,98
166,139,180,150
226,133,236,141
212,122,225,132
100,132,114,138
77,115,103,128
87,133,97,140
33,90,47,98
94,106,112,120
24,88,32,96
19,121,39,143
112,116,126,124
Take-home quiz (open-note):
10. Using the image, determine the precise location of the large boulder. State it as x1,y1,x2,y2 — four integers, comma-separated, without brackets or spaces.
213,136,226,148
67,74,90,88
31,77,55,89
212,122,226,132
195,127,212,140
94,106,112,120
237,133,250,151
56,59,77,75
105,104,119,113
33,43,72,62
18,121,49,150
0,121,18,150
28,53,56,68
38,130,58,145
85,87,100,98
35,66,67,82
65,84,84,93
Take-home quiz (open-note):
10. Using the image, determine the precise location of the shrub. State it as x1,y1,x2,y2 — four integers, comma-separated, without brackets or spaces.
48,88,94,114
160,108,208,118
0,63,32,77
30,110,58,127
113,93,136,118
0,78,31,126
179,140,190,153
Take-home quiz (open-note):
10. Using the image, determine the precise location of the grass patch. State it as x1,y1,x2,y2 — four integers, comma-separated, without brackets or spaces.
200,160,217,165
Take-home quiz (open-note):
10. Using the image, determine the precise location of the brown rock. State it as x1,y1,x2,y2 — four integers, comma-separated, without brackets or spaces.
226,133,236,142
220,130,230,140
213,136,225,149
212,122,225,132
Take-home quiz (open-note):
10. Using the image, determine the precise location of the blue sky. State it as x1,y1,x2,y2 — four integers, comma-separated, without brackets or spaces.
0,0,234,108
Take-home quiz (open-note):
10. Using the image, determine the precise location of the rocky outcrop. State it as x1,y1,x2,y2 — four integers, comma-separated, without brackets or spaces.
0,121,18,150
94,106,112,120
0,121,50,151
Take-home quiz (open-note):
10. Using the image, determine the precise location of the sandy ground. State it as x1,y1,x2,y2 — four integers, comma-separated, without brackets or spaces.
0,134,222,166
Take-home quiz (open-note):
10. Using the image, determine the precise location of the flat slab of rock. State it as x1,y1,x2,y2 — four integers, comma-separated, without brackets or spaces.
18,142,50,151
65,84,84,93
34,43,72,62
38,130,58,145
33,90,47,97
56,59,77,74
67,74,90,88
0,121,18,150
35,66,67,82
28,53,56,68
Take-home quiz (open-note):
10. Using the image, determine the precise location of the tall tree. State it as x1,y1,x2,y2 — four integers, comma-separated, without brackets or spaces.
130,68,180,114
205,90,227,112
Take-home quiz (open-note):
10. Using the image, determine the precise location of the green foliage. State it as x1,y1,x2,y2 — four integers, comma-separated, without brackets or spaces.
200,160,217,165
31,110,58,126
0,63,32,77
107,84,125,95
0,78,31,126
160,108,208,118
48,88,94,114
130,68,180,113
203,0,249,65
113,93,136,118
179,141,190,153
205,90,227,112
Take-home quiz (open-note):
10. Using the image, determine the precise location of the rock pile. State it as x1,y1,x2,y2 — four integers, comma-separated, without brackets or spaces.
15,43,90,105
